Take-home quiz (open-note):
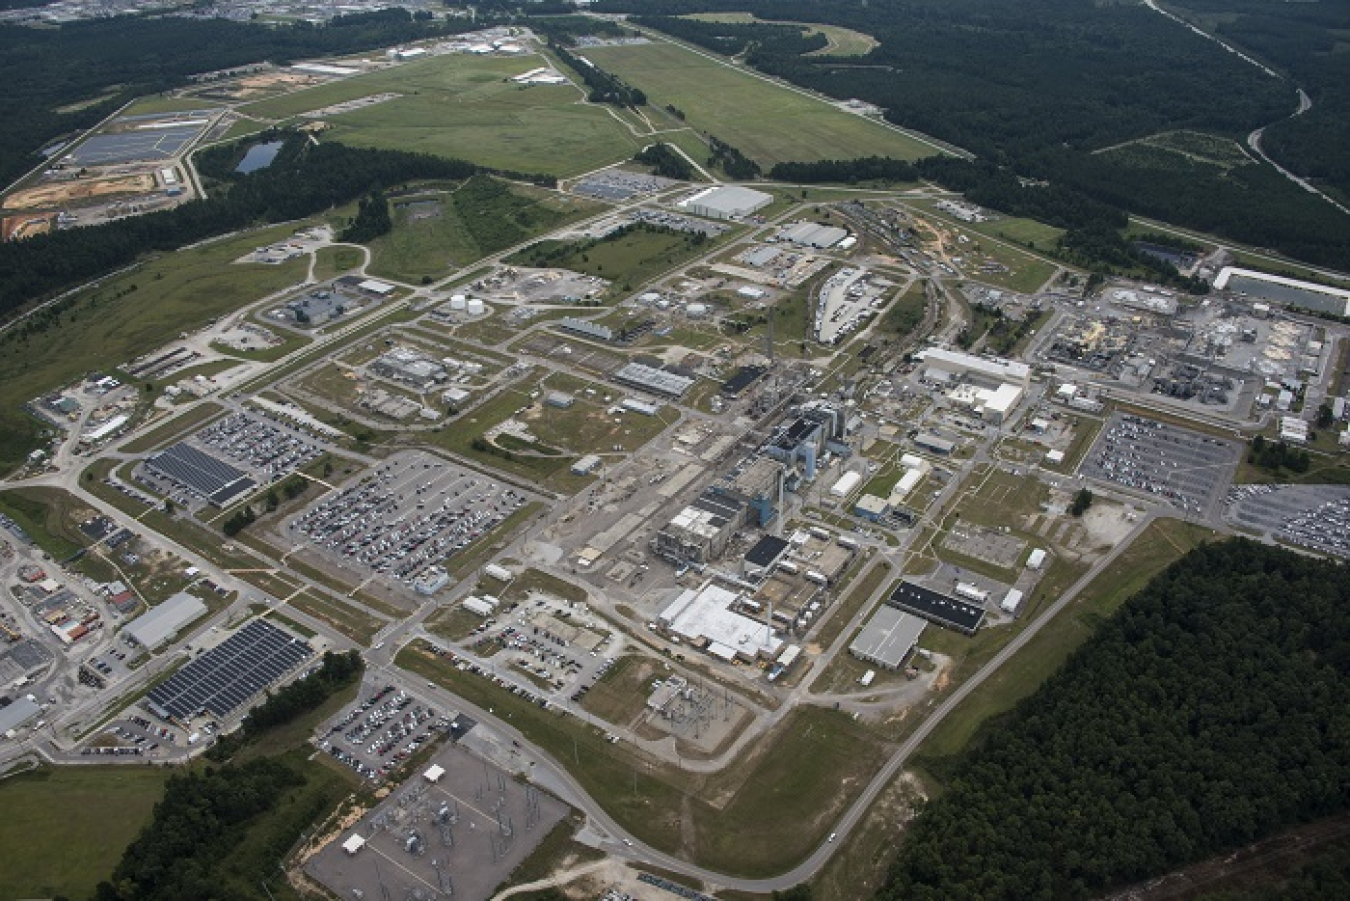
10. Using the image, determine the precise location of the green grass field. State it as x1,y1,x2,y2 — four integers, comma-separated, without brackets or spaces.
0,764,170,900
239,53,640,177
369,177,600,283
0,224,308,474
683,12,879,57
580,40,935,165
510,226,719,295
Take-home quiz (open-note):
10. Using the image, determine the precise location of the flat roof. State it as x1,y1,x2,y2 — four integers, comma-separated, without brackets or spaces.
888,580,986,633
682,184,772,214
0,696,41,734
613,362,694,398
850,606,926,668
124,591,207,649
146,442,255,507
659,581,782,658
917,347,1030,382
745,535,789,567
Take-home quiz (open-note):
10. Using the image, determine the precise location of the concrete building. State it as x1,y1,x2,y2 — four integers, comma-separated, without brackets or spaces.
372,348,448,390
678,185,772,220
653,492,743,564
413,566,450,596
917,347,1031,386
743,534,790,580
710,455,785,527
777,221,849,249
544,391,575,409
887,581,985,634
657,580,782,662
850,606,926,670
0,696,42,737
571,454,602,476
124,591,207,650
854,494,890,521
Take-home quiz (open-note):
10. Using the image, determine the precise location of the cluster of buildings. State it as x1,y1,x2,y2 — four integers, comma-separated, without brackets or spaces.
916,348,1029,426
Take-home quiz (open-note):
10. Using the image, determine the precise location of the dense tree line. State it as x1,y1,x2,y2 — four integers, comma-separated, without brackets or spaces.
769,156,918,185
525,14,630,45
602,1,1350,268
881,539,1350,899
635,143,694,180
1249,434,1311,474
0,135,553,322
547,39,646,107
707,135,760,180
93,758,305,901
632,13,828,60
340,191,393,243
0,11,488,188
207,650,363,761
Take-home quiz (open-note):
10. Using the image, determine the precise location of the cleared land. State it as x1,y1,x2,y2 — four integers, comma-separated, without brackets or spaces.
684,12,880,57
580,40,934,165
239,54,641,177
0,222,307,473
0,765,170,900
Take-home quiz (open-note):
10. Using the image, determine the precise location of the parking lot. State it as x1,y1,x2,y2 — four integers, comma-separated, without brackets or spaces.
572,169,677,201
307,741,568,901
196,411,326,482
287,451,535,584
320,682,447,781
85,713,181,759
1227,484,1350,558
1080,413,1240,515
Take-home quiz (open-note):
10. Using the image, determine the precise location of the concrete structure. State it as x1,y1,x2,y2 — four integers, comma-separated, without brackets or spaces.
372,348,448,390
711,455,785,527
778,221,849,249
888,581,985,634
571,454,602,476
123,591,207,650
850,606,926,670
678,185,772,220
621,398,660,416
657,580,782,661
743,534,790,579
612,362,694,398
917,347,1031,385
653,492,742,564
854,494,890,521
0,696,41,736
914,432,956,455
1214,266,1350,317
829,470,863,498
1280,416,1309,444
413,566,450,596
357,279,396,296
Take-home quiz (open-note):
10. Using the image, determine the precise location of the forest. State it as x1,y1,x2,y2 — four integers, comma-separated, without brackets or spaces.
880,539,1350,900
602,0,1350,268
0,10,487,188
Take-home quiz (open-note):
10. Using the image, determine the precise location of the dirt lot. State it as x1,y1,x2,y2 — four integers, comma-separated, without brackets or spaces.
3,174,157,211
1,213,55,240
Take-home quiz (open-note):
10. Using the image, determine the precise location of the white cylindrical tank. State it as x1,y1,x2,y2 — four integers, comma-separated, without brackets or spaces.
686,303,708,318
449,294,468,310
467,298,485,316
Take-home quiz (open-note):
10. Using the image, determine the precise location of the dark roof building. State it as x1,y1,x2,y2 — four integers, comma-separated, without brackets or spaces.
743,535,790,579
886,580,986,634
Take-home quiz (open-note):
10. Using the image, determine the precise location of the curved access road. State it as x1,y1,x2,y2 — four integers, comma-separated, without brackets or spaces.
398,513,1158,893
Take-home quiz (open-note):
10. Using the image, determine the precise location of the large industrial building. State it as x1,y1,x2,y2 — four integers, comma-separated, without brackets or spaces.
917,348,1031,386
657,580,783,662
710,455,785,527
652,491,743,564
777,221,849,249
611,362,694,398
371,347,448,390
678,185,773,220
850,606,927,670
123,591,207,650
887,581,986,634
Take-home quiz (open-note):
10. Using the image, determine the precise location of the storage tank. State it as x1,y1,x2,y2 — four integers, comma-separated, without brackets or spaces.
466,298,486,316
686,303,708,318
449,294,468,311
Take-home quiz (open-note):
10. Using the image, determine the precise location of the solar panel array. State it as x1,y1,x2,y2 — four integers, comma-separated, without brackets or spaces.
147,620,313,723
146,442,255,506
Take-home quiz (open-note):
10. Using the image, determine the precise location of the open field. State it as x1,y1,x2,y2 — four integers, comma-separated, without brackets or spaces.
0,764,170,901
239,53,640,177
0,486,94,558
683,12,880,58
285,588,384,647
399,643,890,876
916,518,1217,770
0,222,308,474
580,40,935,165
369,177,600,283
510,226,720,295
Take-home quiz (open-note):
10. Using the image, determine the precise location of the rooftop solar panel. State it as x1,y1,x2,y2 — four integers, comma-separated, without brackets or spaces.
147,620,313,722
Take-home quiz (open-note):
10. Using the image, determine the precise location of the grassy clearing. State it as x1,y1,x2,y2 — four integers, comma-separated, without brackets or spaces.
582,40,934,165
916,518,1217,772
581,653,656,724
0,222,308,474
119,401,225,453
369,177,600,283
0,765,171,901
683,12,879,57
285,588,384,646
241,53,639,177
961,238,1059,294
312,245,365,282
967,215,1065,250
444,502,544,578
502,567,589,604
509,226,718,296
0,486,94,559
399,643,889,876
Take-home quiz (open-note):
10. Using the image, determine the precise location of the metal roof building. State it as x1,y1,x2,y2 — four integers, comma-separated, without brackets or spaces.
850,606,926,670
679,185,773,220
612,362,694,398
124,591,207,650
0,696,42,735
778,221,849,249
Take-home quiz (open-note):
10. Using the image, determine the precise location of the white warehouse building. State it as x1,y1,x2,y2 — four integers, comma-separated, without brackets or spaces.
678,185,773,220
